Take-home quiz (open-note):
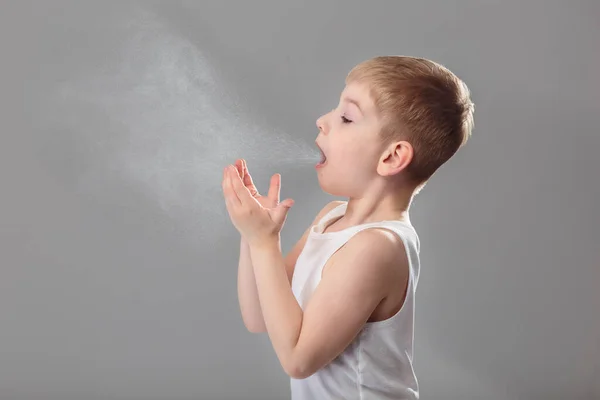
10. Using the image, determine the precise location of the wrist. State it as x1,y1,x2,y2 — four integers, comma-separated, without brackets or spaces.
248,235,280,252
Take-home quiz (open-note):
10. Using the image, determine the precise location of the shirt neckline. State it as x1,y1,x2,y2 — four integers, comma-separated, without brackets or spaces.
310,202,414,237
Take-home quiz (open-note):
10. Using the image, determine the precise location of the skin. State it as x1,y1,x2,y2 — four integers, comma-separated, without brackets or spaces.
223,80,418,379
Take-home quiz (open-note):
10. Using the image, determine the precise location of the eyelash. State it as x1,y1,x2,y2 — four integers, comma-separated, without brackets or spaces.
341,116,352,124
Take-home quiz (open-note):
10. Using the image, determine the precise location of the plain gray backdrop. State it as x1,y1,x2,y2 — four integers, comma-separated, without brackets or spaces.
1,1,598,399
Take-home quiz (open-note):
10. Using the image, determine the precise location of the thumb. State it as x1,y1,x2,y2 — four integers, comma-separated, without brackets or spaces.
272,198,294,225
267,173,281,204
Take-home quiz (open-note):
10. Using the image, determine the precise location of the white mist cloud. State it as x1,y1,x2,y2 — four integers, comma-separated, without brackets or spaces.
40,6,317,244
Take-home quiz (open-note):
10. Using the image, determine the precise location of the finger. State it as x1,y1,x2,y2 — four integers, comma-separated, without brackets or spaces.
267,173,281,203
241,159,250,182
242,160,259,196
223,166,241,207
235,159,244,179
228,165,255,205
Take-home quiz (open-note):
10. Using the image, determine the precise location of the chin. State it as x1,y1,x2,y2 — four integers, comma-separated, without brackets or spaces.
317,174,350,197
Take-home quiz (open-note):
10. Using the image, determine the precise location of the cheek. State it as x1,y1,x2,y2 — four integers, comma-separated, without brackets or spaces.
342,144,380,174
336,136,363,154
328,146,360,169
342,139,375,161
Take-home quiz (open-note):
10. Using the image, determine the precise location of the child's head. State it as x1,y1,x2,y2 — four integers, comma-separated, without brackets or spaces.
315,55,474,199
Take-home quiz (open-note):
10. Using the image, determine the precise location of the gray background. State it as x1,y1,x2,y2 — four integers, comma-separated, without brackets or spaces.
1,1,599,399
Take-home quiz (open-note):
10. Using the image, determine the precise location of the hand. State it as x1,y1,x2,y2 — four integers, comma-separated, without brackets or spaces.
234,159,280,209
222,163,294,247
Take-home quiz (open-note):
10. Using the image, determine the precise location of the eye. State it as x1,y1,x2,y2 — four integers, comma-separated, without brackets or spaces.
341,116,352,124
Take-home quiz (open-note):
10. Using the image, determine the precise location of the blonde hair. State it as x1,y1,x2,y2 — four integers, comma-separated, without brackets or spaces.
346,56,474,186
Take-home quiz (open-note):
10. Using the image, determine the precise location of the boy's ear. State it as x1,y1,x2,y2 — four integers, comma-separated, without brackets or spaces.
378,141,413,176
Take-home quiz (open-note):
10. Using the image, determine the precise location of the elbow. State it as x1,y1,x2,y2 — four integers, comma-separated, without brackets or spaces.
245,323,267,334
242,318,267,334
285,365,314,380
283,356,316,380
286,368,311,380
247,326,266,334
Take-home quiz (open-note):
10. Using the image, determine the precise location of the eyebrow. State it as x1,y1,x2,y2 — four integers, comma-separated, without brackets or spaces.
343,97,364,114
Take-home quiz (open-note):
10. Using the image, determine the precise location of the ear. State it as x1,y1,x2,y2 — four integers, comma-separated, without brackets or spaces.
377,141,413,176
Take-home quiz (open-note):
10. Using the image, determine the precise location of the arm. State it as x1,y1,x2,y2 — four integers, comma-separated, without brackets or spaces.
237,201,344,333
249,227,408,379
237,238,266,333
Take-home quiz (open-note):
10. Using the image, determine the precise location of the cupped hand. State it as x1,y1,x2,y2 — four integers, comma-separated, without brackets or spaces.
234,159,282,209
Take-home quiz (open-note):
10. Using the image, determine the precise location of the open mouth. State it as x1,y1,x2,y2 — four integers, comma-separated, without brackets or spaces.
316,146,327,166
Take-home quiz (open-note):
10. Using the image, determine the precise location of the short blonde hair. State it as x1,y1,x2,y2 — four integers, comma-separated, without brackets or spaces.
347,56,474,185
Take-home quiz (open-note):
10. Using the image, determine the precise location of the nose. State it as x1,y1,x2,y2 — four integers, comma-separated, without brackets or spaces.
316,114,328,135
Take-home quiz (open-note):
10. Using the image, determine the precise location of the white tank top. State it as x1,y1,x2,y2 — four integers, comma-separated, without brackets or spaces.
290,202,421,400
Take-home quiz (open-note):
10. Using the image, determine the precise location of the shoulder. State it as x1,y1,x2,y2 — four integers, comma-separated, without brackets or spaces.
350,228,407,265
330,227,408,282
321,200,346,215
310,200,346,225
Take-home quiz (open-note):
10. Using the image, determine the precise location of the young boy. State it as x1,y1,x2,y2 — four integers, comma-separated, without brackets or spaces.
224,56,474,399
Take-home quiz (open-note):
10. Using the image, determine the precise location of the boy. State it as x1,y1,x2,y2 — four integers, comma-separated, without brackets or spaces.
223,56,474,399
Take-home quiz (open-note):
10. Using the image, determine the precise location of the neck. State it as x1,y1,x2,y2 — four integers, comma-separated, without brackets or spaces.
341,184,415,226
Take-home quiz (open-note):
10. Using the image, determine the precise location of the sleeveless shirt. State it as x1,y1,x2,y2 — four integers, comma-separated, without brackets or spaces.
290,202,421,399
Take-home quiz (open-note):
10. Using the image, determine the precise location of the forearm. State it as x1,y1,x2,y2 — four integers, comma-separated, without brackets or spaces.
249,238,303,372
237,237,266,333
